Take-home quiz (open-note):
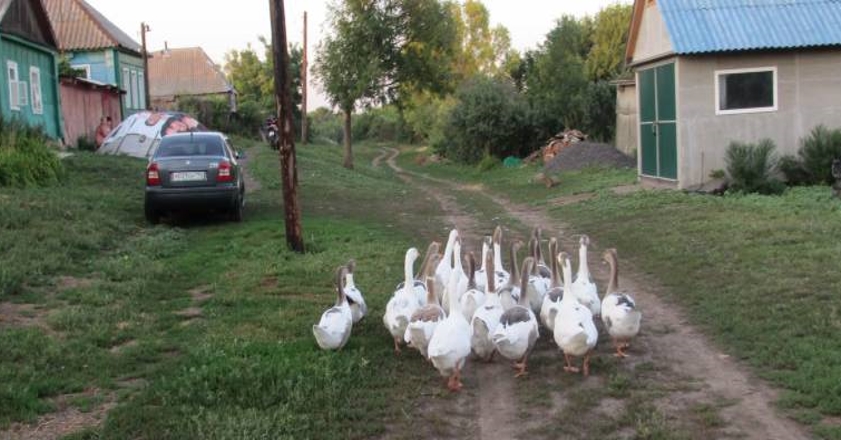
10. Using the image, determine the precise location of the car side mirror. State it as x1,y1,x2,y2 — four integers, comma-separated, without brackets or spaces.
235,151,246,160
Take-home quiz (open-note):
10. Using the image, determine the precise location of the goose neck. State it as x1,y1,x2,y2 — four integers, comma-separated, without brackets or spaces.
578,244,590,279
404,250,417,290
606,253,619,293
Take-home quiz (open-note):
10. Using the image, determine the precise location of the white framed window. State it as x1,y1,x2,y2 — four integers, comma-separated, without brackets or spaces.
7,60,19,110
130,70,139,109
70,64,91,79
29,67,42,115
17,80,28,107
715,66,777,115
122,67,131,107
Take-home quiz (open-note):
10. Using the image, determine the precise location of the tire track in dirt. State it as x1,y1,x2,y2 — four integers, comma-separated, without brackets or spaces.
379,147,808,440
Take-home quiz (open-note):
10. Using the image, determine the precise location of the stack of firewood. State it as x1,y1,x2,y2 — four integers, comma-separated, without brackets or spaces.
524,129,588,165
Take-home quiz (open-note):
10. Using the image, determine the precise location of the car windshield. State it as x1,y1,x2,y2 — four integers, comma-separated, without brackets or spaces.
156,137,225,158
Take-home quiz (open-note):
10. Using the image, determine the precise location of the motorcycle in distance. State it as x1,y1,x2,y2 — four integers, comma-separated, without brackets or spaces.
265,117,279,150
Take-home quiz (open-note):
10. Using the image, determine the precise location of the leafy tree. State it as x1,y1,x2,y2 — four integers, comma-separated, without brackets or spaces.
585,4,633,81
524,15,592,141
315,0,458,168
448,0,515,80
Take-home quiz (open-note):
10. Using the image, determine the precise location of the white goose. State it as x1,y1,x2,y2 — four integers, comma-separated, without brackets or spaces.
458,252,484,321
470,247,503,362
435,229,459,302
539,238,564,331
343,259,368,323
524,237,550,314
554,252,598,376
492,226,511,289
404,255,446,359
313,266,354,350
473,236,492,292
533,228,552,280
428,264,473,392
497,240,524,311
601,248,642,358
383,247,425,353
492,257,539,377
571,235,601,317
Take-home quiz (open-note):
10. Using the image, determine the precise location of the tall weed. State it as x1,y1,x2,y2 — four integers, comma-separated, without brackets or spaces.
724,139,785,195
0,118,64,187
797,125,841,185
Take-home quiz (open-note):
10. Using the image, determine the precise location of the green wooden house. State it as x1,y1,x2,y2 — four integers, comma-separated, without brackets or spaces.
0,0,62,139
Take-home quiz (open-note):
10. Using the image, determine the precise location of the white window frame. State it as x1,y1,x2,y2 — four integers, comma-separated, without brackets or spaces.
715,66,778,115
17,80,28,107
29,67,42,115
70,63,91,79
122,67,131,108
7,60,19,111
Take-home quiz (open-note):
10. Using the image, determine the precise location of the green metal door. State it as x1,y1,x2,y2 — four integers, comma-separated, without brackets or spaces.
638,63,677,179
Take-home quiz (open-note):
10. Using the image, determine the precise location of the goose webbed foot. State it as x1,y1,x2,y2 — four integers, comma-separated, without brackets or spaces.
514,360,529,378
583,352,592,377
563,353,580,373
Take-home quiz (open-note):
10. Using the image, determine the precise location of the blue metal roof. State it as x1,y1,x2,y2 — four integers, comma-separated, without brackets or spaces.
659,0,841,54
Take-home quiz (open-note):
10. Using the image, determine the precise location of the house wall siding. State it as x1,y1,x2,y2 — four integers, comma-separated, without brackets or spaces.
67,50,115,83
0,35,60,138
116,51,145,116
632,2,673,63
676,49,841,187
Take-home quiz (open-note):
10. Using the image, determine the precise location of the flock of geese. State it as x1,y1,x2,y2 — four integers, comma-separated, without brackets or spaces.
313,227,642,392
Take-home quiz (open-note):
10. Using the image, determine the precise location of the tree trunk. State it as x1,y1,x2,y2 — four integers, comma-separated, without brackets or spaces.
270,0,305,253
342,109,354,170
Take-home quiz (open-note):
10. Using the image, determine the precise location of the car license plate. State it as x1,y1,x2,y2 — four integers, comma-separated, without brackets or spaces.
171,171,206,182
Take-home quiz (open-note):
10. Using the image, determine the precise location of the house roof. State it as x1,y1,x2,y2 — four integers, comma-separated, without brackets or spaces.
0,0,59,49
627,0,841,60
148,47,234,98
43,0,141,55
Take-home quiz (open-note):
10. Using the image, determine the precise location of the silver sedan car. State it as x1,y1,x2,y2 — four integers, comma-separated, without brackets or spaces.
144,132,245,224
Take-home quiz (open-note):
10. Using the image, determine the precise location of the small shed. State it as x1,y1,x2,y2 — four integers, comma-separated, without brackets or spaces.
612,78,638,157
59,75,122,146
626,0,841,189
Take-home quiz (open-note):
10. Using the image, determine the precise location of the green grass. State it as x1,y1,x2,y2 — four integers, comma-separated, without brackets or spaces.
0,141,447,439
395,144,637,204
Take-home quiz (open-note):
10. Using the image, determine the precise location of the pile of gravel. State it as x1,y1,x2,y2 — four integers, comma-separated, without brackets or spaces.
544,141,635,173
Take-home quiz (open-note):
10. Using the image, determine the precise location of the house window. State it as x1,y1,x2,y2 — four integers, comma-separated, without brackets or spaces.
71,64,91,79
123,67,132,107
29,67,42,115
131,70,139,109
715,67,777,115
7,60,19,110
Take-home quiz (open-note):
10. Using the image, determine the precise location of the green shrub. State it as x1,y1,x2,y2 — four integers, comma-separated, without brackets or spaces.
436,75,530,164
353,106,402,142
724,139,785,195
0,118,64,188
476,154,501,172
797,125,841,185
778,154,810,186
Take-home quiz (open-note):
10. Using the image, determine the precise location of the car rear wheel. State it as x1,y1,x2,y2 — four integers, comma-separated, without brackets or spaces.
145,204,161,225
230,193,244,222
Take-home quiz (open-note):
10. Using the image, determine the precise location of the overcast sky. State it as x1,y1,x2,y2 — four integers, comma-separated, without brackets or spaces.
85,0,631,109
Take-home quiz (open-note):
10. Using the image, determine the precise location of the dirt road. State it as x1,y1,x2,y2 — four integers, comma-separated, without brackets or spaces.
377,147,808,440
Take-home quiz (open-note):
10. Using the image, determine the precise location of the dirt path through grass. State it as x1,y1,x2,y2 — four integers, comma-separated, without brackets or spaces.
378,147,808,440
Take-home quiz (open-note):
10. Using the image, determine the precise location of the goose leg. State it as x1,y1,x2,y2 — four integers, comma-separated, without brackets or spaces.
514,359,528,378
613,338,627,358
393,337,402,354
583,352,592,377
563,353,580,373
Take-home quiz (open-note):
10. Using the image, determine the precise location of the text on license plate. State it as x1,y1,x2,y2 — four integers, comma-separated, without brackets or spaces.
171,171,206,182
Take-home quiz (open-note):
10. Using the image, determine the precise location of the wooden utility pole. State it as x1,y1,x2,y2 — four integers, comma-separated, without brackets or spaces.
140,22,151,110
301,12,308,144
269,0,305,253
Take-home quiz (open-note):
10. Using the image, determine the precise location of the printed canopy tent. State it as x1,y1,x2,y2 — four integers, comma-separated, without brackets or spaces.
98,111,206,158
